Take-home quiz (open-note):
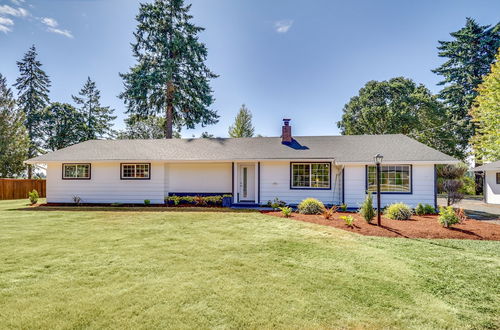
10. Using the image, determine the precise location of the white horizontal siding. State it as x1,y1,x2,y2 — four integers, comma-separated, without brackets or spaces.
46,162,165,204
165,162,232,194
344,164,435,209
485,170,500,204
259,161,342,205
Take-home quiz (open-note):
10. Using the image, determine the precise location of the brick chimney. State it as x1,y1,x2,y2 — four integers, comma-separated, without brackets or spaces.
281,118,292,144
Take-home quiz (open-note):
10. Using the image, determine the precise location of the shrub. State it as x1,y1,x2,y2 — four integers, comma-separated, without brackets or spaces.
170,196,181,206
72,195,82,205
384,202,412,220
280,206,293,218
340,215,354,227
359,193,375,223
340,203,348,212
144,199,151,205
297,198,325,214
204,195,222,205
438,206,461,228
321,205,338,220
424,204,436,214
267,197,286,210
415,203,436,215
455,208,467,222
194,196,207,206
28,189,39,205
437,164,467,206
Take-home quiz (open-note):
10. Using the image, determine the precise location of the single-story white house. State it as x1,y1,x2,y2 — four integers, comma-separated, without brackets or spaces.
26,119,458,209
473,160,500,205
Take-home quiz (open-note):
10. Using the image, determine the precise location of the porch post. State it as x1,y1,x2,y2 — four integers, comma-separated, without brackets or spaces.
233,162,238,204
254,161,259,205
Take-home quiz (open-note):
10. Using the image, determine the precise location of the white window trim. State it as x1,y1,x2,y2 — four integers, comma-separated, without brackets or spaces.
291,162,331,189
366,164,412,193
62,163,91,180
120,163,151,180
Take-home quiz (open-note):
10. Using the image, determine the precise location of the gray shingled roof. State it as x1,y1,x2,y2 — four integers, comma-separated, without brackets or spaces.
472,160,500,171
26,134,458,163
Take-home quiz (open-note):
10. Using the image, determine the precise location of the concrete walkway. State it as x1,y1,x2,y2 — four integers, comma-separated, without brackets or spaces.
437,197,500,224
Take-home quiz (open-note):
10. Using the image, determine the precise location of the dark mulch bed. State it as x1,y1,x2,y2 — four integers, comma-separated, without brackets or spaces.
263,211,500,240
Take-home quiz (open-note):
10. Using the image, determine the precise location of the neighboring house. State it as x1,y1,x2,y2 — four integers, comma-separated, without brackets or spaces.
26,119,458,208
473,161,500,205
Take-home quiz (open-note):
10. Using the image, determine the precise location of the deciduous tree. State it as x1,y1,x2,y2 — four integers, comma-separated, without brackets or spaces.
337,77,459,158
470,49,500,162
120,0,218,138
42,103,84,151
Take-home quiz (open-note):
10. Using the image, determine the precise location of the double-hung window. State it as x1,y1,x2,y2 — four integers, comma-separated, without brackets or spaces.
62,163,91,180
291,163,330,189
121,163,151,179
367,165,411,193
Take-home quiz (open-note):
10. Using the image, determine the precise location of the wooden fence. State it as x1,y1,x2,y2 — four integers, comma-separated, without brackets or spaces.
0,179,46,200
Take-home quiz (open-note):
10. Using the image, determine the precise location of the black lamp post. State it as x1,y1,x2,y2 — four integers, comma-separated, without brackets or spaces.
374,153,383,226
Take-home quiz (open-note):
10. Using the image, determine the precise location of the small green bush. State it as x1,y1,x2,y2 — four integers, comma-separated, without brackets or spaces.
340,203,348,212
424,204,436,214
72,195,82,205
340,215,354,227
267,197,286,210
280,206,293,218
297,198,325,214
438,206,461,228
415,203,436,215
359,193,375,223
384,203,412,220
144,199,151,205
28,189,39,205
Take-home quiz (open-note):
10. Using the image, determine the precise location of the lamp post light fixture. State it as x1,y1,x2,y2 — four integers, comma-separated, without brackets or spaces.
373,153,383,226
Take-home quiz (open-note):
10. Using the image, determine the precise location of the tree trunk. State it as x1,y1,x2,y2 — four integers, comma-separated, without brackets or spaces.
27,164,32,179
165,81,174,139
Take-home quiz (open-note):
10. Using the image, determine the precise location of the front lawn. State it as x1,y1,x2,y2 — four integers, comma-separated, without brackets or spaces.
0,200,498,329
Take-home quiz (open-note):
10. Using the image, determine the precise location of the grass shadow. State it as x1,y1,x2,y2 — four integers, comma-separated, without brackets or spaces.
8,205,258,213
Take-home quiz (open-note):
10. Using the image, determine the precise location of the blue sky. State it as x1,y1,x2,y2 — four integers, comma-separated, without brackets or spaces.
1,0,499,138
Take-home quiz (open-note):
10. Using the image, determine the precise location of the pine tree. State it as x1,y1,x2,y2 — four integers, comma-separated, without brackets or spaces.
120,0,218,139
42,103,85,151
0,73,29,177
72,77,116,140
470,49,500,162
228,104,255,138
14,45,51,178
432,18,500,156
116,115,181,139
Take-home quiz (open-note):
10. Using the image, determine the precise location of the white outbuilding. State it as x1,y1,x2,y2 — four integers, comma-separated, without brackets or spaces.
473,161,500,205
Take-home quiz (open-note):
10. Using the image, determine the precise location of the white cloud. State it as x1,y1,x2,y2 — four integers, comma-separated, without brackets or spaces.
41,17,58,28
0,5,29,17
274,19,293,33
0,17,14,26
0,15,14,33
47,27,73,38
0,24,11,33
10,0,26,5
39,16,73,38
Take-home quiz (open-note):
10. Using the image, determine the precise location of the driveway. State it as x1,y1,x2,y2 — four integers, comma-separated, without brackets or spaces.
438,197,500,224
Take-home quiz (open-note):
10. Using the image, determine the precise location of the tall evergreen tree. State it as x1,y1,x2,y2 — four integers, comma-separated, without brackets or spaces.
337,77,459,158
0,74,29,178
432,18,500,156
228,104,255,138
116,115,181,139
72,77,116,140
14,45,51,178
42,103,85,151
470,50,500,162
120,0,218,139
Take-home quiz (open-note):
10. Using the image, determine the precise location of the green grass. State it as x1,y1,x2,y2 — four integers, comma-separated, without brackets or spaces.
0,199,498,329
